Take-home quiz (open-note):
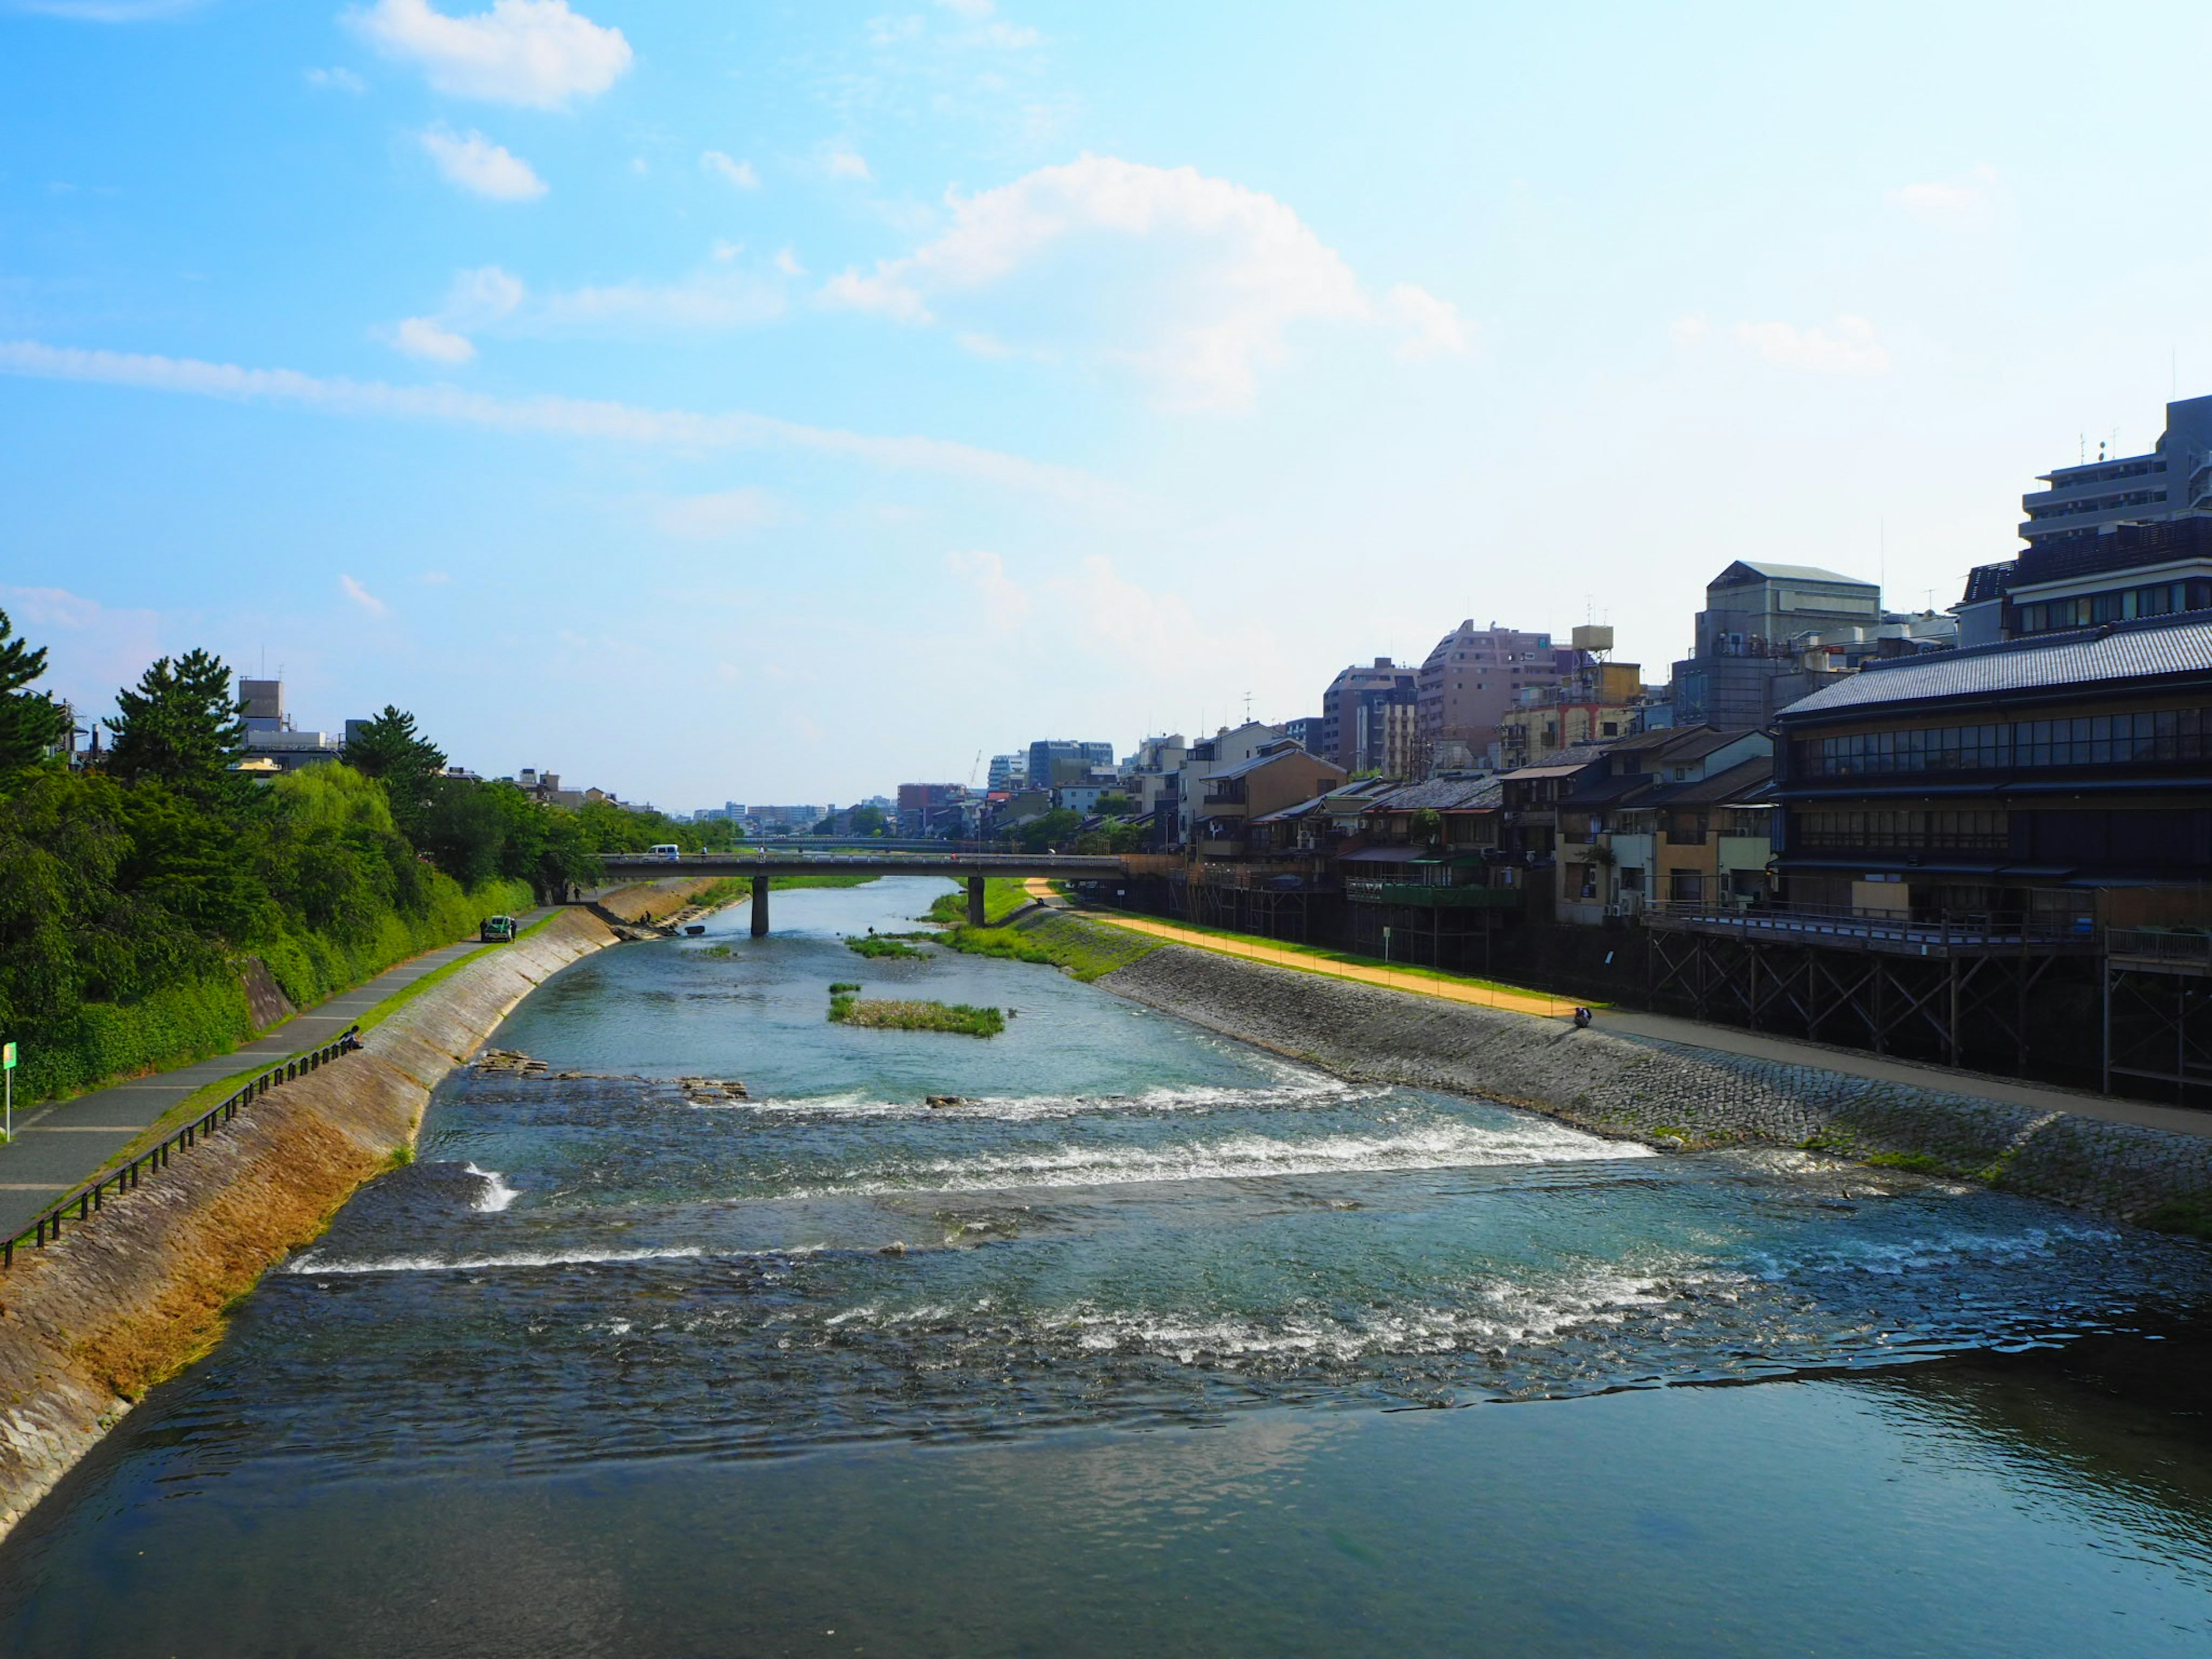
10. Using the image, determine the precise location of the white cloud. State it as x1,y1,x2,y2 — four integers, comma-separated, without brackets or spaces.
657,488,781,540
945,548,1030,629
974,20,1037,48
382,262,781,359
819,154,1466,409
934,0,994,17
775,247,807,277
348,0,631,109
420,124,547,200
1385,283,1471,361
420,570,453,584
823,146,873,181
713,239,744,262
305,66,369,92
1,584,164,711
1735,315,1892,376
700,150,759,190
340,574,389,617
392,315,477,362
0,338,1113,501
1885,165,1998,221
1058,556,1195,656
1668,313,1711,347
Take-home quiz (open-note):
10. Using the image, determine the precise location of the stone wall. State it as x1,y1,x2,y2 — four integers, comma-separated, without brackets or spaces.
0,881,714,1541
1096,937,2212,1225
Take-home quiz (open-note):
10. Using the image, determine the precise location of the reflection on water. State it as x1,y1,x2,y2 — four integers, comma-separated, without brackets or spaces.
2,877,2209,1657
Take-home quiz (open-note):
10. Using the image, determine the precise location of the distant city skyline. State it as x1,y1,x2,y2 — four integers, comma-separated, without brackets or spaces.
6,1,2212,802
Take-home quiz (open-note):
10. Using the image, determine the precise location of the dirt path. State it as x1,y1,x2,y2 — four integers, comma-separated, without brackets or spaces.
1022,880,1580,1019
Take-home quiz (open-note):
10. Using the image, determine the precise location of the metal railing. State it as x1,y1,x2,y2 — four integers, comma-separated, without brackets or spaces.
1641,900,2099,950
2105,927,2212,965
1,1026,362,1270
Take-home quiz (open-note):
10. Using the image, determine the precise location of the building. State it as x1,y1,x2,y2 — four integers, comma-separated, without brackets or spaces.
225,677,342,772
1666,563,1883,727
896,783,970,836
1187,740,1346,857
986,754,1027,791
1282,715,1326,755
1547,727,1775,925
1415,623,1581,774
1337,777,1520,966
1173,721,1285,845
1771,614,2212,920
1495,658,1646,771
1320,658,1419,773
1952,396,2212,650
1025,739,1115,788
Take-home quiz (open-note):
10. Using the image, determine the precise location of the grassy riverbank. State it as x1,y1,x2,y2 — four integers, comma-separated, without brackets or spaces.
924,878,1031,927
935,911,1164,983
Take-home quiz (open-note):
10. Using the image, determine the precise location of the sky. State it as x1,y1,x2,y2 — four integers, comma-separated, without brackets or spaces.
5,0,2212,809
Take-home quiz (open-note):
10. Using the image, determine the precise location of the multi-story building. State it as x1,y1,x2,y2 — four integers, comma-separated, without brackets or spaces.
1415,624,1580,773
986,754,1026,791
896,782,970,836
1495,660,1646,771
1547,727,1775,925
1666,563,1884,727
1187,740,1347,857
1320,658,1419,773
1955,397,2212,649
1025,740,1115,788
1771,613,2212,919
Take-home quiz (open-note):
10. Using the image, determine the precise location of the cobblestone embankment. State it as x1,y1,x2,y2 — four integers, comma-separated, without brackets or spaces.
0,881,714,1541
1093,931,2212,1228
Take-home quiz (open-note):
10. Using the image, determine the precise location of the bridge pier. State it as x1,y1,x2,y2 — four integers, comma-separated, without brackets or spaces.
751,873,770,937
968,876,986,927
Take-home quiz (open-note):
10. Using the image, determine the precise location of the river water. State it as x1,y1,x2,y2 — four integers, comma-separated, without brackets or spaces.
5,876,2212,1656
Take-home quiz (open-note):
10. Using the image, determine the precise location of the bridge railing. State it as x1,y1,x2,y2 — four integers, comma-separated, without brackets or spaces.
2,1025,363,1271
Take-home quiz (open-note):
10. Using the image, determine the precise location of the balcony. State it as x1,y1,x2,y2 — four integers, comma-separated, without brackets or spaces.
1345,881,1521,908
1641,900,2099,955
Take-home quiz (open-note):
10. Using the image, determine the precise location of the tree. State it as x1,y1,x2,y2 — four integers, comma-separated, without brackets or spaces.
849,804,888,838
1092,793,1135,818
104,649,245,796
1409,807,1444,845
343,704,448,842
1017,808,1082,851
0,608,67,772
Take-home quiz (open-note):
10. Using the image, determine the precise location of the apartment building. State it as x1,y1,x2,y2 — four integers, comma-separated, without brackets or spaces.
1415,623,1581,773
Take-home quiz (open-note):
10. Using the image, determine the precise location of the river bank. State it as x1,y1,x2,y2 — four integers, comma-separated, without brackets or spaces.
1068,914,2212,1233
0,880,717,1541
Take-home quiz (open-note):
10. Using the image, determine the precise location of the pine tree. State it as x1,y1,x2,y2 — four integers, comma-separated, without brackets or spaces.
0,608,67,771
341,704,447,783
104,649,246,793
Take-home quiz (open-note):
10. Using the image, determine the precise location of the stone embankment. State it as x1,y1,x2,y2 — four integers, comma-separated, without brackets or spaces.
1089,925,2212,1229
0,881,715,1541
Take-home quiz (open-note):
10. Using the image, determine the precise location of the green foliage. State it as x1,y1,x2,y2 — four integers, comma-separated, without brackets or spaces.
104,648,245,798
924,877,1029,926
846,934,928,959
849,804,888,836
342,704,447,844
935,912,1163,983
1409,807,1444,844
1071,821,1145,854
1090,793,1135,817
827,997,1005,1036
2139,1195,2212,1240
0,608,67,772
828,981,862,993
1014,808,1082,851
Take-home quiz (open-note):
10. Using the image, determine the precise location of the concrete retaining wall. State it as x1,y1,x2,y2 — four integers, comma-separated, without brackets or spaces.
0,881,713,1541
1096,935,2212,1225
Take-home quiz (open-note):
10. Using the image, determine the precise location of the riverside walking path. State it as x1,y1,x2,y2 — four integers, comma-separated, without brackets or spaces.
0,915,550,1241
1030,881,2212,1143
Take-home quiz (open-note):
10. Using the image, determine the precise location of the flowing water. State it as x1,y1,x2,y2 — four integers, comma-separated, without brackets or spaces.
5,876,2212,1656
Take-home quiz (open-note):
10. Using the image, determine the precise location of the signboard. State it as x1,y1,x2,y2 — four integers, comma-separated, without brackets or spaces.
1,1041,13,1069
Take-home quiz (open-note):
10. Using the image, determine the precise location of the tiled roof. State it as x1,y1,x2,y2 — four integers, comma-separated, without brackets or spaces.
1643,755,1775,808
1205,745,1344,782
1720,559,1873,585
1776,615,2212,720
1366,777,1503,811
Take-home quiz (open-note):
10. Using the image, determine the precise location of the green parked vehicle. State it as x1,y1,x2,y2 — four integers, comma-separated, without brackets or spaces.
479,915,518,944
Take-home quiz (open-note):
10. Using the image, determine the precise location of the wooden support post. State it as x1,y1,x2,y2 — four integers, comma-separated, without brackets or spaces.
751,873,770,938
968,876,986,927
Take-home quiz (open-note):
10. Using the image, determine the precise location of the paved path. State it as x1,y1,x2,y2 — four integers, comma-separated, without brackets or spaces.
0,914,549,1240
1039,888,1579,1018
1052,890,2212,1142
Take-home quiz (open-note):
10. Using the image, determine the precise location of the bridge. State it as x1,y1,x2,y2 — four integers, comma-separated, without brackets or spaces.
596,851,1137,935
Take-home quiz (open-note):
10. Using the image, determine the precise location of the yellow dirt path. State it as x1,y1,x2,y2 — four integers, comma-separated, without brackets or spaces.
1021,878,1578,1019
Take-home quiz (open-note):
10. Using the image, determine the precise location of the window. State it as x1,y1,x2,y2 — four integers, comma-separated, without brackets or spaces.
1666,810,1707,845
1794,809,2008,851
1669,870,1705,903
1619,866,1645,890
1601,721,1619,737
1802,709,2209,777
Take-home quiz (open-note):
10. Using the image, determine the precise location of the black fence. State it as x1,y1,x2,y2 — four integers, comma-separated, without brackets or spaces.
1,1026,362,1270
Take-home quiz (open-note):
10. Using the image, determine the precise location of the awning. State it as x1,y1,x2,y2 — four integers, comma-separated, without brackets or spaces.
1341,846,1422,863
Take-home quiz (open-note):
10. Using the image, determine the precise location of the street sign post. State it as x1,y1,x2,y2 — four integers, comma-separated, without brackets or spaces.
2,1041,14,1142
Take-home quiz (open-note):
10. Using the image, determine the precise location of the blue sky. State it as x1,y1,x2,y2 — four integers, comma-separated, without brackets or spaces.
5,0,2211,808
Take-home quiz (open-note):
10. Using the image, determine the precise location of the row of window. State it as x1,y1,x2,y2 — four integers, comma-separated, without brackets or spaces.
1794,809,2010,851
2025,487,2166,521
1800,709,2212,776
2012,579,2210,635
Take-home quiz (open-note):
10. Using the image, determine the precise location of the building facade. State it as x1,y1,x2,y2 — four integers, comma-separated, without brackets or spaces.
1415,623,1579,774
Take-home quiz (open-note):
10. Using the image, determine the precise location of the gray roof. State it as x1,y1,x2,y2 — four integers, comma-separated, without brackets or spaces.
1719,560,1874,586
1366,777,1503,812
1778,615,2212,720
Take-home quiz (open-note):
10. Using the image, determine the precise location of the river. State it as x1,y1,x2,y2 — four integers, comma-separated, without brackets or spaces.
4,876,2211,1655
